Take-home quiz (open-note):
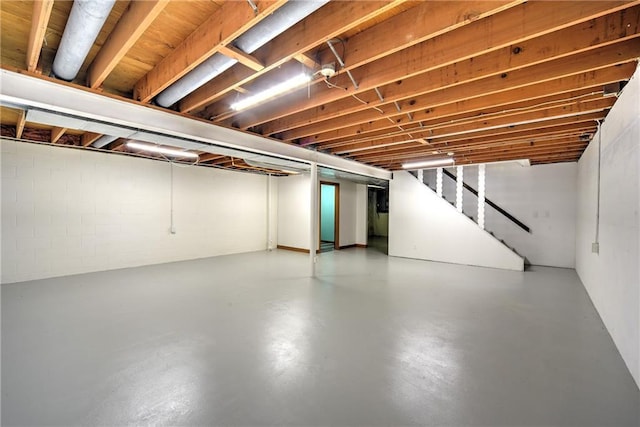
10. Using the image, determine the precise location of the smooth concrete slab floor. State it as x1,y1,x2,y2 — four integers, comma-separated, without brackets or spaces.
2,248,639,426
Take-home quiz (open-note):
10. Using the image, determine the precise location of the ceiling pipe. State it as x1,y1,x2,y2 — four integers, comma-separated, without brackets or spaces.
52,0,116,81
155,0,329,108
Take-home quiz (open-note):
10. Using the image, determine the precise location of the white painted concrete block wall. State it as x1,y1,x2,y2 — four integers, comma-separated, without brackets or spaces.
576,66,640,388
389,171,524,271
1,140,268,283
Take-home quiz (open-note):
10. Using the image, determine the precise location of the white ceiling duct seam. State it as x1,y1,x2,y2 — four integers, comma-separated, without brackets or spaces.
52,0,116,81
155,0,329,108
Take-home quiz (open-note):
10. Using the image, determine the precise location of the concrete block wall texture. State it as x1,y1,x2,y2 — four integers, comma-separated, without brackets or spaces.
1,140,269,283
576,64,640,388
389,171,524,271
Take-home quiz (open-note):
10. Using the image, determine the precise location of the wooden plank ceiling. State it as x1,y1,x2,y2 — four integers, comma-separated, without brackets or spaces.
1,0,639,173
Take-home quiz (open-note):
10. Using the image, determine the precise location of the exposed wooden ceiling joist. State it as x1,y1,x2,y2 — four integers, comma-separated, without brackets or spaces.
287,62,636,144
26,0,54,73
134,0,289,103
179,0,410,113
227,1,638,131
87,0,169,89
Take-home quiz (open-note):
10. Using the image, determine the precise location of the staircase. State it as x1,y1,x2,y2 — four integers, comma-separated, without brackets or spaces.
410,169,530,263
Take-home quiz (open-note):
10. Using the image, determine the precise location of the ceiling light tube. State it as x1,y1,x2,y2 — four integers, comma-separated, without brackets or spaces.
231,73,311,111
402,158,455,169
126,141,199,158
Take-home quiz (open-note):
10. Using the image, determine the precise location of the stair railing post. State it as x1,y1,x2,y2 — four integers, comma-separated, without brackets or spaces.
456,165,463,213
478,164,486,230
436,167,443,197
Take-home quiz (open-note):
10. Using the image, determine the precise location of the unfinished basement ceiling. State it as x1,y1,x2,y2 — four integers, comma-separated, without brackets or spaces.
1,0,639,172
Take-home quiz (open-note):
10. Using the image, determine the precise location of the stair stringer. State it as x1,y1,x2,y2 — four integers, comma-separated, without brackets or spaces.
389,171,525,271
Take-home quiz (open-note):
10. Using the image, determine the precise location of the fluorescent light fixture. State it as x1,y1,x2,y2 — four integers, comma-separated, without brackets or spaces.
126,141,199,159
402,158,455,169
231,73,311,111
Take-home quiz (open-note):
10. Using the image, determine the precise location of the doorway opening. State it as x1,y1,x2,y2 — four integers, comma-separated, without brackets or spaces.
367,186,389,254
320,182,339,252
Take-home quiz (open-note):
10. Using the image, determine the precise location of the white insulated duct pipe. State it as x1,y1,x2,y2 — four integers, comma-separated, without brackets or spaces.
52,0,116,81
155,0,329,108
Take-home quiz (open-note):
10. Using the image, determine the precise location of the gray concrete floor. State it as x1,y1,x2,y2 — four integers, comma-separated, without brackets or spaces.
2,248,639,426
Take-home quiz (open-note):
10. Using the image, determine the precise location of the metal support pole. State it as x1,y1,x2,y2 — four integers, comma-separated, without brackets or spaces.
436,167,443,197
267,174,273,250
417,169,424,184
309,162,318,276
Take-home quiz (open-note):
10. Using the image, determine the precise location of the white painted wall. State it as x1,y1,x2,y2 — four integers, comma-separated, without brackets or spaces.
389,171,524,271
1,140,269,284
276,174,311,250
276,175,366,250
458,162,578,268
422,163,578,267
576,66,640,388
355,184,367,246
333,179,357,247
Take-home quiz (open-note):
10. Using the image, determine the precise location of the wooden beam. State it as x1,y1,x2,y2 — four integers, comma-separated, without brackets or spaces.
199,153,225,163
87,0,169,89
376,145,588,169
268,34,640,138
50,127,66,144
110,139,126,151
293,53,319,70
179,0,408,112
233,2,639,131
349,125,596,160
26,0,54,72
317,0,524,75
202,0,523,119
320,93,609,149
289,63,635,144
357,136,587,164
331,112,606,154
218,45,264,71
322,97,613,153
15,110,26,139
134,0,288,103
81,132,102,147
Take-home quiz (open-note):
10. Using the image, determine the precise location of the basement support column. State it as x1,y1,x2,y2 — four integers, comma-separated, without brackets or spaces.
309,162,318,277
456,165,463,213
436,167,443,197
267,174,273,250
417,169,423,184
478,164,486,230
